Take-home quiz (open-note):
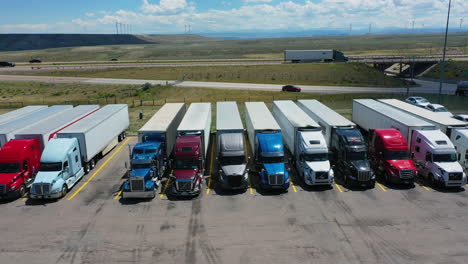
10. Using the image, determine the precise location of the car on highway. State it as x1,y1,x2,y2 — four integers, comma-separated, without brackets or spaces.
455,81,468,96
425,104,453,117
282,85,301,92
453,115,468,122
405,96,430,108
29,59,42,63
110,58,118,61
0,61,15,67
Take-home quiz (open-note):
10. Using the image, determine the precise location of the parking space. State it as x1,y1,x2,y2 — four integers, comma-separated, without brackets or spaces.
1,137,468,263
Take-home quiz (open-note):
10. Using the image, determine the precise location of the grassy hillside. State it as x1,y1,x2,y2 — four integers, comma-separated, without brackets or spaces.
32,63,405,87
423,61,468,82
0,33,466,62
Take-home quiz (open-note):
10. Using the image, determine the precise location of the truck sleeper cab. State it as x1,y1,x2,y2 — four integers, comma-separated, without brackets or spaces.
331,128,375,188
218,133,248,189
122,142,163,199
256,132,290,189
171,135,204,196
0,139,41,199
369,129,417,185
30,138,84,199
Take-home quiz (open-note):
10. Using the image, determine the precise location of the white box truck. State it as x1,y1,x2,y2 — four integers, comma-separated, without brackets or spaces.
353,99,466,187
245,102,289,190
272,100,333,186
15,105,99,151
170,103,211,196
379,99,468,169
123,103,186,199
216,102,248,190
0,105,47,126
284,50,348,63
298,100,374,188
0,105,72,147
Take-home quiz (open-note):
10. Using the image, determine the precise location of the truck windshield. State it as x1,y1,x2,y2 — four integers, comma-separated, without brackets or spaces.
433,153,457,162
40,162,62,171
261,156,284,164
385,151,409,160
0,163,21,173
175,160,199,170
304,153,328,162
346,151,367,161
220,156,245,166
133,149,144,154
132,163,151,169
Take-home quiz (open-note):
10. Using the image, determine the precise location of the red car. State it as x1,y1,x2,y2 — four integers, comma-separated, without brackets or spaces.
282,85,301,92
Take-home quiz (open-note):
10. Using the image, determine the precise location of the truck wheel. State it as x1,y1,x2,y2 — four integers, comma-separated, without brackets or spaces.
84,163,90,174
61,185,68,198
90,159,96,169
123,131,126,139
19,184,26,198
428,173,434,186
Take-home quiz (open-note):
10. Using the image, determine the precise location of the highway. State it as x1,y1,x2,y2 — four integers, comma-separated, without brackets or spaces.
0,74,459,94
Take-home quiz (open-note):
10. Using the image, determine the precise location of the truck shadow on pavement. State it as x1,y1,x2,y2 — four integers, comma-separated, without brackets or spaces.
376,176,416,190
24,198,60,206
416,177,466,193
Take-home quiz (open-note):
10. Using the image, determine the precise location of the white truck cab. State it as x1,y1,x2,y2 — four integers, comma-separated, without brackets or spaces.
411,130,466,187
452,129,468,169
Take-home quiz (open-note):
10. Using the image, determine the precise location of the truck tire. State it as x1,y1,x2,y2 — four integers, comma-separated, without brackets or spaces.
428,173,434,186
19,184,26,198
61,185,68,198
90,159,96,169
84,163,90,174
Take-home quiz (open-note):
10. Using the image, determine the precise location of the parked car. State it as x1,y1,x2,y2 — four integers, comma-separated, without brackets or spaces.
29,59,42,63
456,81,468,96
0,61,15,67
453,115,468,122
282,85,301,92
110,58,118,61
405,96,430,108
425,104,453,117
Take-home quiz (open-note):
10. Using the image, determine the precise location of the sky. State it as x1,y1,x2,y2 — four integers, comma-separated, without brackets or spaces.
0,0,467,34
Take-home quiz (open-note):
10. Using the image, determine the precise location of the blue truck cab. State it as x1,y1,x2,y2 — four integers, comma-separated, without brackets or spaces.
122,142,164,198
256,132,290,189
30,138,84,199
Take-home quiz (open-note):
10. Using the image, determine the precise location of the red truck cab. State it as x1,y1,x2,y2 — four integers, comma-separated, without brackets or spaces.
170,135,204,196
0,139,41,198
369,129,417,185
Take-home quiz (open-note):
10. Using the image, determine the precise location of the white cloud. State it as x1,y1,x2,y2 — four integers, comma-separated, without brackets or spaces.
140,0,187,14
85,12,95,17
243,0,273,3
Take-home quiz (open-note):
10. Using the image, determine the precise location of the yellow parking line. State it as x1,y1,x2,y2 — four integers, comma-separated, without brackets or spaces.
206,177,211,195
420,184,430,191
206,140,216,195
113,190,122,200
67,137,131,201
22,197,27,201
290,179,298,193
376,182,387,192
160,178,171,198
248,175,254,195
334,183,344,193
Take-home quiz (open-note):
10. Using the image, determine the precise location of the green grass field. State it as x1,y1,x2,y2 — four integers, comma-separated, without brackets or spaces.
31,63,406,87
423,61,468,82
0,33,466,62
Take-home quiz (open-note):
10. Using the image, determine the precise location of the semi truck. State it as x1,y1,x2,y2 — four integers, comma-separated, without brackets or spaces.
30,104,129,199
379,99,468,170
216,102,248,190
353,99,466,188
284,50,348,63
0,105,99,199
272,100,333,186
170,103,211,197
122,103,186,199
297,100,374,188
245,102,289,190
0,105,72,147
0,105,47,126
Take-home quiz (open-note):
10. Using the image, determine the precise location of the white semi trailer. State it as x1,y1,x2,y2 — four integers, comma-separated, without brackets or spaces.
353,99,466,188
0,105,47,126
379,99,468,169
0,105,72,147
272,100,333,186
284,50,348,63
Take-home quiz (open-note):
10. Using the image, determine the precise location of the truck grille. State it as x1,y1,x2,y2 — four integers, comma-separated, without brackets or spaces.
399,169,414,179
227,175,243,187
0,184,5,194
177,181,192,192
268,174,284,185
449,173,463,181
315,172,328,180
130,178,145,191
33,184,50,195
357,171,371,182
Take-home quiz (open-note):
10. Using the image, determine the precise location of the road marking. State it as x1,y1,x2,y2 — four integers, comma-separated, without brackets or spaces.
334,183,344,193
376,182,387,192
248,175,254,195
113,190,122,200
206,140,216,195
67,137,131,201
160,178,171,198
206,177,212,195
22,197,27,201
290,179,298,193
420,184,430,191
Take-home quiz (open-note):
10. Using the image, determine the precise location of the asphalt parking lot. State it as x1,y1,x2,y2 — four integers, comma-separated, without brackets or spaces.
1,136,468,264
